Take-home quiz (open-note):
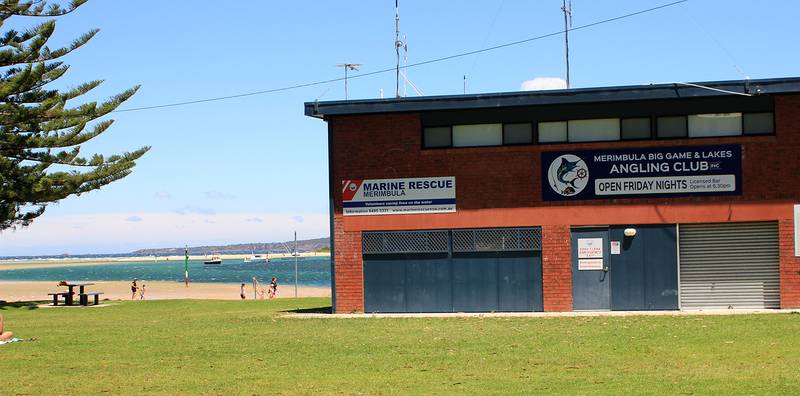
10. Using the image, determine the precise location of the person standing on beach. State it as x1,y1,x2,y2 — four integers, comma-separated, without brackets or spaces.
240,283,246,300
269,277,278,299
131,279,138,300
139,283,146,300
0,313,13,341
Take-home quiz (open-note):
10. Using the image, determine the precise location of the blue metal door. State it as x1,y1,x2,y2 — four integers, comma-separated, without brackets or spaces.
609,225,678,310
571,228,611,310
363,228,543,313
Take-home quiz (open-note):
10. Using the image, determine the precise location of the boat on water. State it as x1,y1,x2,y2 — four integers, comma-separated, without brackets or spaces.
204,255,223,265
243,253,269,264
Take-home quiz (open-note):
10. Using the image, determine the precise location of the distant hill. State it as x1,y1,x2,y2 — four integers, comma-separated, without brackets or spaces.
130,237,330,256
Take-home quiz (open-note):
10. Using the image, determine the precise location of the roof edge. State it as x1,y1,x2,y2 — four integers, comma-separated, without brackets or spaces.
304,77,800,119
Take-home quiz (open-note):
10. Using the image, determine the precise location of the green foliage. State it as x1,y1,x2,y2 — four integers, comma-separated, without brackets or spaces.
1,300,799,394
0,0,149,230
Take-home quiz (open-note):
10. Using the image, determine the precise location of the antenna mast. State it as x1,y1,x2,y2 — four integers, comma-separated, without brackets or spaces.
335,63,361,100
395,0,406,98
561,0,573,89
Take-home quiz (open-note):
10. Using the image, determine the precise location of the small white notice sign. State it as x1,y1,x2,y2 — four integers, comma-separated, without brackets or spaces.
579,259,604,271
610,241,621,255
578,238,603,259
795,205,800,257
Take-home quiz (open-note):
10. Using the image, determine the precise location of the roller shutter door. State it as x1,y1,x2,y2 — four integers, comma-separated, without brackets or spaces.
679,222,779,309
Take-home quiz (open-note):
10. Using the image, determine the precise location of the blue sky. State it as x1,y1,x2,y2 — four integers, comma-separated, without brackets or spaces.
2,0,798,256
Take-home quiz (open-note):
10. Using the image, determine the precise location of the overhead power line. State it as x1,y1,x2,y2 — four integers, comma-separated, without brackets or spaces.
114,0,689,113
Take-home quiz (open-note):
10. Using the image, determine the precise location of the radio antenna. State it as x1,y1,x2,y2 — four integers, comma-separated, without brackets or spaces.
561,0,573,88
395,0,407,97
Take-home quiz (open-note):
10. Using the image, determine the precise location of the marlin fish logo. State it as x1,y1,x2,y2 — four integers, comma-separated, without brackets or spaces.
556,157,582,187
547,154,589,197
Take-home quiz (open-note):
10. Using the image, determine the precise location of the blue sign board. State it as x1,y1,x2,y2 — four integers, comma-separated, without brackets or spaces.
541,144,742,201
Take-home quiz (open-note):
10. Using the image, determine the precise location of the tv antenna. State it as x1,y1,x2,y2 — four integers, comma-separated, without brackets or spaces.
395,0,407,97
561,0,573,88
335,63,361,100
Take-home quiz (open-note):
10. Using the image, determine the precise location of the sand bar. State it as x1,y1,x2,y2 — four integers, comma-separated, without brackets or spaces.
0,281,330,302
0,252,330,271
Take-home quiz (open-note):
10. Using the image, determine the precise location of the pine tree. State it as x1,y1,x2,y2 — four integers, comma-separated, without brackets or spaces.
0,0,149,230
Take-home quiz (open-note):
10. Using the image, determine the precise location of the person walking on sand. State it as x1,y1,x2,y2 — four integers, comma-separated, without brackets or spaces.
240,283,246,300
139,283,146,300
0,313,13,341
131,279,138,300
268,277,278,299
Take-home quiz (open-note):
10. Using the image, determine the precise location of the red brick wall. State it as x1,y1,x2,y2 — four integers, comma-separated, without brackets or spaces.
779,219,800,308
328,94,800,312
541,225,572,311
333,215,364,312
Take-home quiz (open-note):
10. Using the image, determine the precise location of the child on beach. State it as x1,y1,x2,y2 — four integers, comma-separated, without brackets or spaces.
139,283,146,300
268,277,278,299
0,313,13,341
240,283,246,300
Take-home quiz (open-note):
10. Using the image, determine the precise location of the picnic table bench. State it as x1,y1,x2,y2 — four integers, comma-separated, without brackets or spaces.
47,292,70,306
48,282,100,306
79,292,104,306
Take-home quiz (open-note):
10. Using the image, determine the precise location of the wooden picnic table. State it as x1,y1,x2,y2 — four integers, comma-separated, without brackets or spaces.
62,282,94,306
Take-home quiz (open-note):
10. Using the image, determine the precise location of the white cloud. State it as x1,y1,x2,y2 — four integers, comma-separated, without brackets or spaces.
172,206,216,215
126,215,143,222
153,192,172,200
291,215,304,223
203,191,236,200
0,212,329,256
520,77,567,91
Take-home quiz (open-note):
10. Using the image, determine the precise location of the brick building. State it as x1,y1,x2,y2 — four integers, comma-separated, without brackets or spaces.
305,77,800,313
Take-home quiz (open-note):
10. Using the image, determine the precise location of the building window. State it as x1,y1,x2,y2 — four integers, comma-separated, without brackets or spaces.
688,113,742,137
621,117,651,140
657,116,687,138
743,112,774,135
568,118,620,142
452,123,503,147
538,121,567,143
423,126,451,148
503,123,533,144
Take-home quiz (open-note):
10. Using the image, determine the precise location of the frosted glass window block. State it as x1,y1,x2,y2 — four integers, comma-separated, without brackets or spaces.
538,121,567,143
657,116,687,138
743,112,774,135
621,118,651,140
568,118,620,142
452,123,502,147
688,113,742,137
423,127,451,148
503,123,533,144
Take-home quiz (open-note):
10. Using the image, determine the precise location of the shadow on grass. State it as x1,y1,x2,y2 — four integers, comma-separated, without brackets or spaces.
0,300,44,310
283,306,332,314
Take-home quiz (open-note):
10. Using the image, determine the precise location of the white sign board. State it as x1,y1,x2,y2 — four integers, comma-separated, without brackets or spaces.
610,241,621,255
795,205,800,257
578,238,603,259
342,177,456,216
579,259,604,271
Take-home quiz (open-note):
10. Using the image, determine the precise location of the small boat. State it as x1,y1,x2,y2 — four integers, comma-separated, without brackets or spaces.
204,255,223,265
243,253,269,264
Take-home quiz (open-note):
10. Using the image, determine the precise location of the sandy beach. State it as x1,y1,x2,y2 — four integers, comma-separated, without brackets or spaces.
0,281,330,302
0,252,330,271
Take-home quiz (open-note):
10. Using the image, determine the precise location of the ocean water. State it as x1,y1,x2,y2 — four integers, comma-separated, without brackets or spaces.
0,257,331,286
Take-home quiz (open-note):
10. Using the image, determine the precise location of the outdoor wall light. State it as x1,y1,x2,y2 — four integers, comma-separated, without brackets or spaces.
624,228,637,237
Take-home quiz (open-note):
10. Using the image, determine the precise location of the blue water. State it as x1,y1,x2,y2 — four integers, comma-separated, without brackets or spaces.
0,257,331,286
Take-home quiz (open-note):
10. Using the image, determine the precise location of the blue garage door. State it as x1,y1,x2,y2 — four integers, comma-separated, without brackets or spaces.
363,228,543,313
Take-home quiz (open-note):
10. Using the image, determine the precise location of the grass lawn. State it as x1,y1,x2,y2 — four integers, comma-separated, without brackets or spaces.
1,299,799,395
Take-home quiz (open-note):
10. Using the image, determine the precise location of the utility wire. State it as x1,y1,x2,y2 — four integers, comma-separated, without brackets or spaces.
114,0,688,113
